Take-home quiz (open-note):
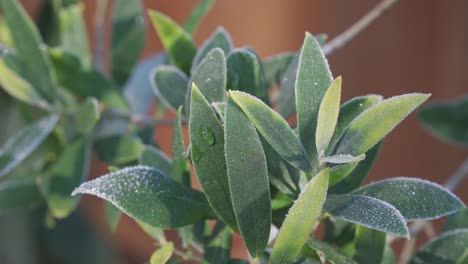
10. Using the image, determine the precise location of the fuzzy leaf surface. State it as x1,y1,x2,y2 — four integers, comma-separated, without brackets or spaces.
139,145,172,177
191,27,232,71
190,48,226,103
263,52,295,88
152,65,188,111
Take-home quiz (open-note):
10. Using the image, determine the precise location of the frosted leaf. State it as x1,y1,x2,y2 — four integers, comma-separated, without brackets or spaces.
321,153,366,164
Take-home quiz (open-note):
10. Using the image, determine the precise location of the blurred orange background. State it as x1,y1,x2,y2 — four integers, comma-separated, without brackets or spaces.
19,0,468,263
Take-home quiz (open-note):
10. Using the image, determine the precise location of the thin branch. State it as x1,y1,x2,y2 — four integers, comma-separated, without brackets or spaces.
443,158,468,191
94,0,108,71
322,0,399,56
101,105,176,127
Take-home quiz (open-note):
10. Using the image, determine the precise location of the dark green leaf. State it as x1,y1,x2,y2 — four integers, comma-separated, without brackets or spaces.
329,141,382,194
0,176,42,213
334,94,430,156
150,242,174,264
111,0,146,86
270,169,329,264
49,48,127,109
148,10,196,74
47,136,91,219
263,52,295,88
183,0,214,35
152,65,189,111
104,201,122,232
327,95,382,154
230,91,311,172
1,0,59,102
0,114,58,178
352,225,385,264
226,49,269,103
191,27,232,72
316,77,341,156
354,177,464,221
295,32,333,170
225,95,271,258
306,238,356,264
171,108,190,186
417,96,468,146
139,145,172,176
76,97,100,135
410,229,468,264
444,208,468,232
201,223,232,264
73,166,214,228
94,135,143,165
189,84,237,230
277,54,298,119
59,3,91,66
324,194,409,237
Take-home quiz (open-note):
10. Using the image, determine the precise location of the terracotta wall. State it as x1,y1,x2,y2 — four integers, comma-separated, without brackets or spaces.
20,0,468,263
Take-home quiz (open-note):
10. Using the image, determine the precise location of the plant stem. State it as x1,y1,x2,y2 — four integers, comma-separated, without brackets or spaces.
322,0,399,56
94,0,108,71
444,158,468,192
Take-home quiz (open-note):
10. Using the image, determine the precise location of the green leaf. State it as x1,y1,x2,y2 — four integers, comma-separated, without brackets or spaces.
417,96,468,146
306,238,356,264
316,77,342,156
444,207,468,232
0,114,58,178
263,52,295,88
410,229,468,264
76,98,100,135
295,32,333,170
73,166,214,228
381,244,397,264
47,136,91,219
104,201,122,232
277,55,298,119
49,48,127,109
0,176,42,213
152,65,189,111
189,84,237,230
354,177,464,221
230,91,311,172
327,95,383,153
201,223,232,264
334,93,430,156
139,145,172,177
150,242,174,264
321,154,365,164
329,141,383,194
191,27,232,72
0,58,47,107
226,49,269,103
1,0,59,102
183,0,213,35
225,95,271,258
190,48,227,103
324,194,409,237
270,169,329,264
148,10,196,74
137,221,166,242
352,225,385,264
171,108,190,186
94,135,143,165
59,3,90,66
111,0,146,86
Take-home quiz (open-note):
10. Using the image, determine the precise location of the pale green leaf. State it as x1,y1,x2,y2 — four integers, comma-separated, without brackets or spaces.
410,229,468,264
354,177,464,221
59,3,90,66
381,244,397,264
111,0,145,86
295,32,333,170
306,238,356,264
138,145,172,177
189,84,237,230
270,169,329,264
72,166,214,228
152,65,188,111
334,93,430,156
0,114,58,178
148,10,196,74
150,242,174,264
321,154,365,164
417,96,468,146
225,95,271,257
352,225,385,264
47,136,91,219
324,194,409,237
94,135,143,165
137,221,166,242
316,76,342,156
230,91,311,172
104,201,122,232
191,27,232,72
183,0,213,35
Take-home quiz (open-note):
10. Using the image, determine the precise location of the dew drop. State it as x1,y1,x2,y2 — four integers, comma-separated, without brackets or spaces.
201,127,216,146
191,144,203,164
